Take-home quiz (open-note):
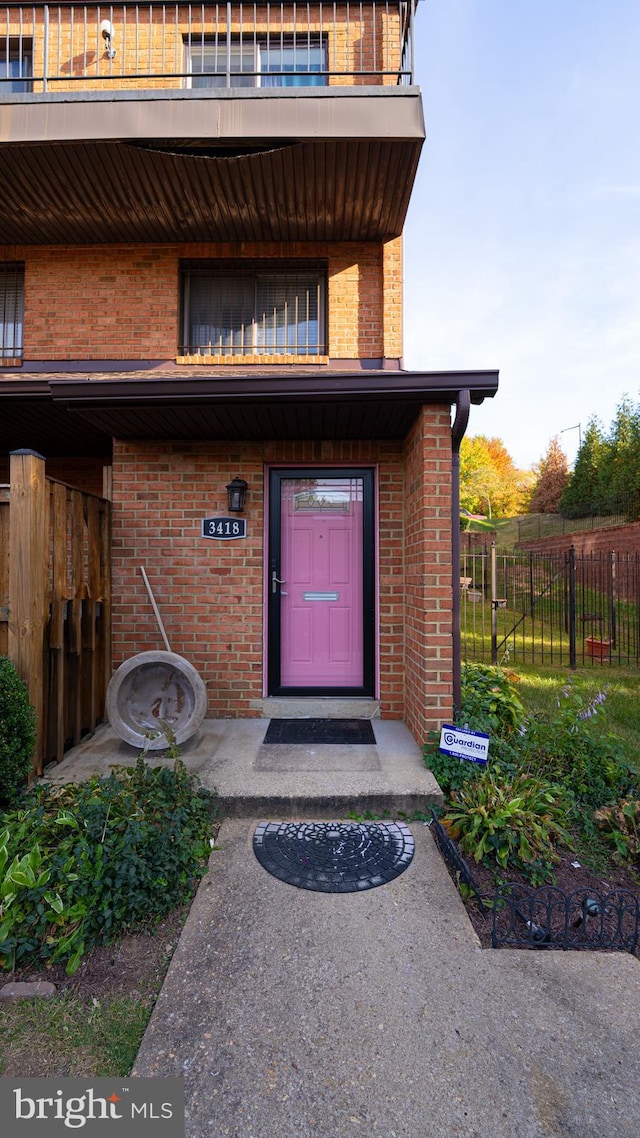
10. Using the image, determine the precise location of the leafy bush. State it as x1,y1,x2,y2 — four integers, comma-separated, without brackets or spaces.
423,665,523,795
427,668,636,884
425,730,519,797
0,758,215,973
459,663,525,737
0,657,37,805
443,772,572,885
425,739,484,796
519,682,633,812
594,799,640,866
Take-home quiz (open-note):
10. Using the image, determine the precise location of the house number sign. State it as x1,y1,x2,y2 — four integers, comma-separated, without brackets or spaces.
202,517,247,539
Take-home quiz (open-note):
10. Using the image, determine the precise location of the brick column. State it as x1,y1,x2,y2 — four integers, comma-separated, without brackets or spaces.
402,407,453,742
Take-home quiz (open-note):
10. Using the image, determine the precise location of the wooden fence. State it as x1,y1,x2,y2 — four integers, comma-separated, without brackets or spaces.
1,450,111,776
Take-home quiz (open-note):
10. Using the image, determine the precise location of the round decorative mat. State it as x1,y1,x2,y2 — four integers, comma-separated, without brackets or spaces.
253,821,415,893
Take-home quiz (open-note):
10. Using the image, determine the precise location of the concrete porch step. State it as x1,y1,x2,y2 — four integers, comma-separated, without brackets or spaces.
47,717,442,820
252,697,381,719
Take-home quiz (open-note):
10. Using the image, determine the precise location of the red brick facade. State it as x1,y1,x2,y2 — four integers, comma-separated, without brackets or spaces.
402,408,453,742
1,241,401,365
518,522,640,558
111,420,454,736
0,2,461,744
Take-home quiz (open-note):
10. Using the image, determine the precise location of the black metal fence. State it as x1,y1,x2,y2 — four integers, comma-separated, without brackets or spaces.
461,547,640,667
517,492,640,542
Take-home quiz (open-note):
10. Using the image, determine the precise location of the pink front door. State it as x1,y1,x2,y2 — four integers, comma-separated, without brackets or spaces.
277,475,365,688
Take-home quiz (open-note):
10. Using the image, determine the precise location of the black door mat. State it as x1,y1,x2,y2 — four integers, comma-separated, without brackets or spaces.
253,821,415,893
263,718,376,745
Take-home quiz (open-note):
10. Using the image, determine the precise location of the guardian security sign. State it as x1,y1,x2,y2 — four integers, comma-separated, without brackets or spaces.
439,724,489,765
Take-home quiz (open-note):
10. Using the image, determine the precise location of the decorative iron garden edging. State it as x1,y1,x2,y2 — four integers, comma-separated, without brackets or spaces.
491,882,640,952
429,812,489,916
429,812,640,953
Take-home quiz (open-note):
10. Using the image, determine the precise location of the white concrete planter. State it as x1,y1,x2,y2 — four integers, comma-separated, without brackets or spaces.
106,650,207,750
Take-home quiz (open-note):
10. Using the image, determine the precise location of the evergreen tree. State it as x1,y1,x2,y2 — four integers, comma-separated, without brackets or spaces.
560,418,605,517
600,396,640,510
528,437,570,514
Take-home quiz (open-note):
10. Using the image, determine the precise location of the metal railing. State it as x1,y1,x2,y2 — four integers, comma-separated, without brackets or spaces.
517,492,640,542
1,2,416,91
461,546,640,668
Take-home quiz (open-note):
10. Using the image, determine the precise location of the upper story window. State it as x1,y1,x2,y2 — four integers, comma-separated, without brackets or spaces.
186,37,327,88
0,263,25,360
180,263,326,357
0,39,32,93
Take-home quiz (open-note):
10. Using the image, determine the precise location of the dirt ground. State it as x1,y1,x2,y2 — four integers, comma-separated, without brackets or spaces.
442,839,640,953
4,906,189,1002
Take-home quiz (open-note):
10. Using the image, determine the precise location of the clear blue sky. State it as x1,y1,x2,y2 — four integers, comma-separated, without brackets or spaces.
403,0,640,470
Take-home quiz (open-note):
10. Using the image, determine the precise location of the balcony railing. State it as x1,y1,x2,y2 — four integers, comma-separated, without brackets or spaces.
1,2,416,92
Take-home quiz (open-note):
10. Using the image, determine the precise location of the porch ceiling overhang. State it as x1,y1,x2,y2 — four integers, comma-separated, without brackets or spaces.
0,88,424,244
0,369,498,456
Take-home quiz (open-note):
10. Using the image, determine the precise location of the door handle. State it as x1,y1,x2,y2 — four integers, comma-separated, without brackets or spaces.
272,570,287,594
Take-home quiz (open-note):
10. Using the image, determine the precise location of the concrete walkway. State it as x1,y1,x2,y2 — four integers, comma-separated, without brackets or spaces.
52,719,640,1138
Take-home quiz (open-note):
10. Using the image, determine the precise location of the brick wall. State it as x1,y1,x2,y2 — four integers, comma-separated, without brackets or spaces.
2,5,404,91
518,522,640,558
112,430,453,732
402,407,454,742
4,240,400,363
382,238,403,361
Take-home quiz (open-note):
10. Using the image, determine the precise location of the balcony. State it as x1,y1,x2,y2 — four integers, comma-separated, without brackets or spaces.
0,2,424,244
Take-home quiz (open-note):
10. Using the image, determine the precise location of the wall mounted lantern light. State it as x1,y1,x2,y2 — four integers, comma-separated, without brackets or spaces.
100,20,117,59
227,477,248,513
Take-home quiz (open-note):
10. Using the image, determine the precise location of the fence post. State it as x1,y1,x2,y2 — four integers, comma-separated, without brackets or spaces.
8,450,48,776
610,551,617,650
568,546,577,670
490,543,498,664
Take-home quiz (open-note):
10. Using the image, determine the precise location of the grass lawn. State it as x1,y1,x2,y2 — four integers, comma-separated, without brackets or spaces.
0,906,187,1078
0,995,151,1078
513,663,640,776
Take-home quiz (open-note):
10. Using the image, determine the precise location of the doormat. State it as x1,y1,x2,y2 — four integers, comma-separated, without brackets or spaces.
263,718,376,745
253,821,414,893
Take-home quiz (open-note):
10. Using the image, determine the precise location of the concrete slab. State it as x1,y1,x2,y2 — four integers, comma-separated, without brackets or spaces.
46,717,442,817
134,819,640,1138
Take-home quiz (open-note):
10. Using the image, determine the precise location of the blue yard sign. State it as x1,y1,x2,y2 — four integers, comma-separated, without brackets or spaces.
439,724,489,765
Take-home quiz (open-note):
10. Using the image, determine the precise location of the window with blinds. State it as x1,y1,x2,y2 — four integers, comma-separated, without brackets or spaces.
0,263,25,360
0,40,33,93
180,266,326,357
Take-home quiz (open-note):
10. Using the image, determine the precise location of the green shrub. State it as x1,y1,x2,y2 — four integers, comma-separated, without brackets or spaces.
594,799,640,866
0,658,37,805
423,664,523,796
519,682,633,812
424,738,484,796
443,771,572,885
0,758,216,973
460,663,525,737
